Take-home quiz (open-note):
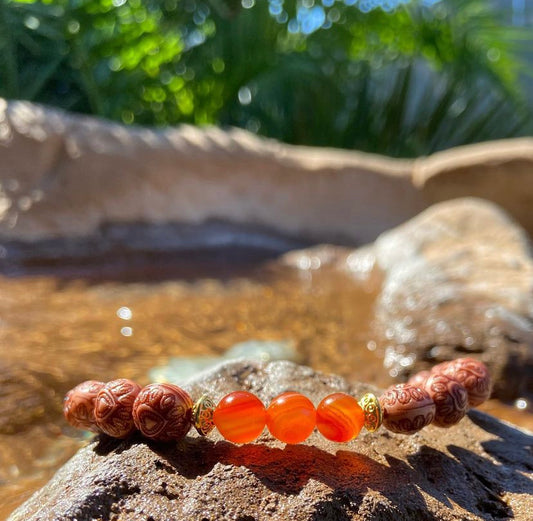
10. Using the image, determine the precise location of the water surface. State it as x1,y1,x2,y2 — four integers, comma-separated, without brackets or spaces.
0,247,531,518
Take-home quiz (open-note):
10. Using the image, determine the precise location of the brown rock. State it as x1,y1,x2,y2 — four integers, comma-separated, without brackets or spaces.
2,100,533,248
8,360,533,520
414,138,533,238
372,198,533,400
0,99,418,244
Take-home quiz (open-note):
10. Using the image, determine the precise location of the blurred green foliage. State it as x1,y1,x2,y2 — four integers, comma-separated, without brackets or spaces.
0,0,531,156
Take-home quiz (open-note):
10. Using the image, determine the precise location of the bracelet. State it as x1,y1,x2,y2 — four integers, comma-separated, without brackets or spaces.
63,357,491,445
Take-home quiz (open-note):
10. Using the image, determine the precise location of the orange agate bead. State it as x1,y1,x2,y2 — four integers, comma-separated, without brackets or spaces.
213,391,266,443
266,391,316,444
316,392,364,442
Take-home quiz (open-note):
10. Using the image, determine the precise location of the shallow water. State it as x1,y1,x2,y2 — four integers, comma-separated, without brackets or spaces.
0,249,531,518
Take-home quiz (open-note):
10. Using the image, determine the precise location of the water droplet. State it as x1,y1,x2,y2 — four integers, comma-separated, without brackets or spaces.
400,356,413,368
18,196,32,211
238,86,252,105
464,336,475,347
121,326,133,337
24,16,40,30
6,179,20,192
487,48,501,62
485,308,496,319
489,326,501,336
515,398,528,410
117,307,132,320
297,256,312,270
246,118,260,133
309,256,321,270
68,20,80,34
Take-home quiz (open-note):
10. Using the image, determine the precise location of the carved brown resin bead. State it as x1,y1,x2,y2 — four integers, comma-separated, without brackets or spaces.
132,383,193,441
424,373,468,428
440,358,492,407
94,379,141,438
379,384,436,434
407,370,431,389
63,380,105,432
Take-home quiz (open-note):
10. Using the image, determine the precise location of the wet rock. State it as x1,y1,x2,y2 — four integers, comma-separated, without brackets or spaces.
8,360,533,521
149,339,302,384
0,362,64,434
372,198,533,400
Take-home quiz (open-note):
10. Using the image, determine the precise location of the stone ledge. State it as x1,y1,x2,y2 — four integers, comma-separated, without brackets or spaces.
1,99,533,243
7,360,533,521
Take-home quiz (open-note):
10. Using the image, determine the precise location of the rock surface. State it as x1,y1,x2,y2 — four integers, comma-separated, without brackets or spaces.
284,198,533,401
370,198,533,401
0,99,418,244
8,360,533,521
2,99,533,246
414,139,533,240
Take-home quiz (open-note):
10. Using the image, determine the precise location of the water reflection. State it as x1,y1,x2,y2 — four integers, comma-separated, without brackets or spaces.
116,306,132,320
515,398,528,410
0,248,531,518
120,326,133,337
0,257,383,517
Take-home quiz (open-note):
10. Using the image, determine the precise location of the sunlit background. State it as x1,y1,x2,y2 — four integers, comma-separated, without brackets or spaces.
1,0,532,157
1,1,533,518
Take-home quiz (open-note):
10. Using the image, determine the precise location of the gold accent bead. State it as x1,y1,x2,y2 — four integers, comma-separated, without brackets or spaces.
358,392,383,432
192,394,215,436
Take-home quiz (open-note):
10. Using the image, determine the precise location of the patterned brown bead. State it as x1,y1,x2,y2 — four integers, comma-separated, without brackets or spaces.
379,384,436,435
133,383,193,441
440,358,492,407
94,379,141,438
424,372,468,428
407,370,431,389
63,380,105,432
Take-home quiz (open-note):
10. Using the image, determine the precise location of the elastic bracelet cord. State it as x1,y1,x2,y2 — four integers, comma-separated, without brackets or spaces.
63,357,491,445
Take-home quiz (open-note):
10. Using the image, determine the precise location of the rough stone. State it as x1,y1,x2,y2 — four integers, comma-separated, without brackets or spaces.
414,138,533,239
282,198,533,402
370,198,533,400
2,99,533,247
0,99,418,244
7,360,533,521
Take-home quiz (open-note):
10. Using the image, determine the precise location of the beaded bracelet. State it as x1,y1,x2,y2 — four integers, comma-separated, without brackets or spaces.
63,357,491,445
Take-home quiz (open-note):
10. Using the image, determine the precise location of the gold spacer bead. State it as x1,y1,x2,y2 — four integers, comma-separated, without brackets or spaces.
358,392,383,432
192,394,216,436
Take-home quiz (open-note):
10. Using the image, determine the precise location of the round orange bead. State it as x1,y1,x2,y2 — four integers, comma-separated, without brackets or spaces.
213,391,266,443
316,392,364,442
266,392,316,444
